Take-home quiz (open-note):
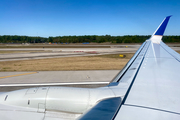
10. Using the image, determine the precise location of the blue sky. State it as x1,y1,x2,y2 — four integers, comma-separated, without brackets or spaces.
0,0,180,37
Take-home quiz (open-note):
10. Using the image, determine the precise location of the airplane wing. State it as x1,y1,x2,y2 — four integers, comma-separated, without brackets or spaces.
113,16,180,120
0,16,180,120
79,16,180,119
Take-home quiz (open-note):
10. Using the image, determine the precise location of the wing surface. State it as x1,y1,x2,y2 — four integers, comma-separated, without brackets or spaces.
113,16,180,119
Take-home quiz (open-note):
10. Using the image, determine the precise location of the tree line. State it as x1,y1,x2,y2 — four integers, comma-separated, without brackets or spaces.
0,35,179,43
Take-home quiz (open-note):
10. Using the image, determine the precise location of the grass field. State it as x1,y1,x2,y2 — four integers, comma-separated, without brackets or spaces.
1,50,180,72
0,53,134,71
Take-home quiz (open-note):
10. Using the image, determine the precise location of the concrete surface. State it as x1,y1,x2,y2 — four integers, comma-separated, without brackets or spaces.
0,70,119,84
0,70,120,91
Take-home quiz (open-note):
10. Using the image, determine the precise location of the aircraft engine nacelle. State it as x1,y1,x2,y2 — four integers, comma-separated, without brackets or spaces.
0,86,115,114
46,87,90,113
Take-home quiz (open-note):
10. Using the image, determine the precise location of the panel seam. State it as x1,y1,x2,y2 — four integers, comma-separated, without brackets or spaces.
123,104,180,115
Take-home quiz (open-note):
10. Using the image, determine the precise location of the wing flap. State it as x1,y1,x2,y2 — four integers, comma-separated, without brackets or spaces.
79,97,121,120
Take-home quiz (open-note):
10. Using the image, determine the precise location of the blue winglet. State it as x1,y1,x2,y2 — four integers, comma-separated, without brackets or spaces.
153,16,172,36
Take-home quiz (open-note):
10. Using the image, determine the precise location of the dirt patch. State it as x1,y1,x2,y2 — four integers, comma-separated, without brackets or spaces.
176,51,180,54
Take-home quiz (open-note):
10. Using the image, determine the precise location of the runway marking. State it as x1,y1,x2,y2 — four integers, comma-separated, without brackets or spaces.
0,72,37,79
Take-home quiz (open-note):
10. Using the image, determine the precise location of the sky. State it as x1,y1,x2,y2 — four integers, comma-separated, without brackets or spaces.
0,0,180,37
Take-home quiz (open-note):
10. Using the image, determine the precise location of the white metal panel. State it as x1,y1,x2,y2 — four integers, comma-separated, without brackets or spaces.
115,105,180,120
25,87,49,110
0,103,44,120
44,111,81,120
0,111,44,120
46,87,90,113
45,86,115,114
161,42,180,61
145,42,174,58
109,41,150,97
0,89,30,107
26,87,38,94
0,87,49,111
124,42,180,113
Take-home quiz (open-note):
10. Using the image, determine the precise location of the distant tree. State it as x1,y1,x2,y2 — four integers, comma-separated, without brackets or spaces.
0,35,179,43
48,37,53,43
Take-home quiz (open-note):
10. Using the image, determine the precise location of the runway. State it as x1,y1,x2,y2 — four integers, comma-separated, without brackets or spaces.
0,46,139,61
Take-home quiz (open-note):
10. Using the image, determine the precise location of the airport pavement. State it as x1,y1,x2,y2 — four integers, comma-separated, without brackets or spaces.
0,70,119,84
0,47,139,53
0,70,120,91
0,47,138,61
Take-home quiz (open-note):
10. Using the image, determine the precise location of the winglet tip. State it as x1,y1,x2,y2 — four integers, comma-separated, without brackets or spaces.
153,15,172,36
150,16,172,43
167,15,172,18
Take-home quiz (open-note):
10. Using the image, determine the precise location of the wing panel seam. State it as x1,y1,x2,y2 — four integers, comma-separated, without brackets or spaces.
123,104,180,115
